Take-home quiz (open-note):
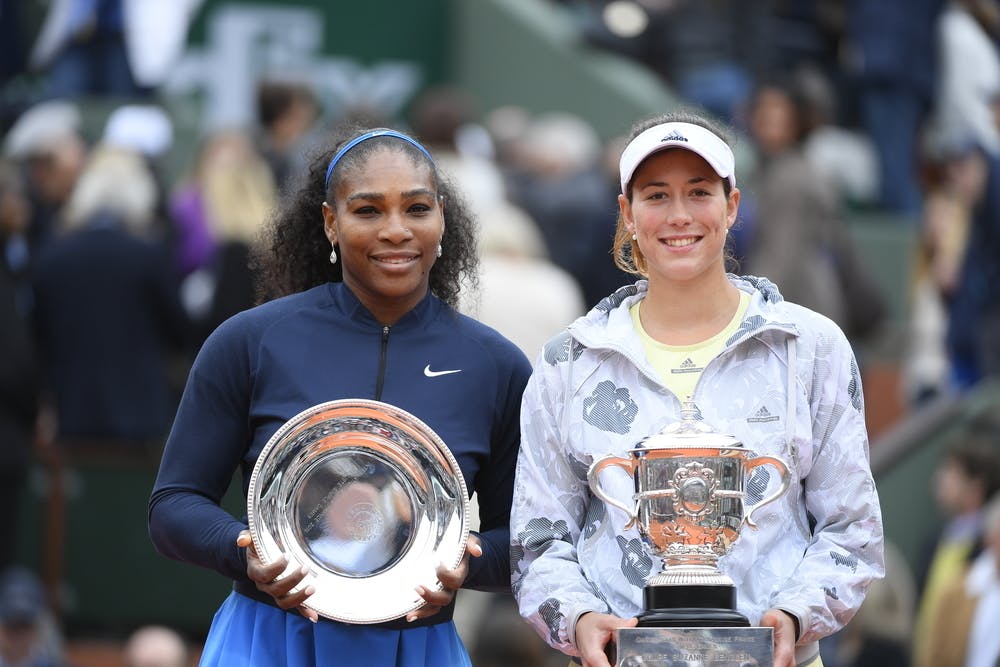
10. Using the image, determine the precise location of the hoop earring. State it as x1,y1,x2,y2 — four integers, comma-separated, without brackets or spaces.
329,248,338,265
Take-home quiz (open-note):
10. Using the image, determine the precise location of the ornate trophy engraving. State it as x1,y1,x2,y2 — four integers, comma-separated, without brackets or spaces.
588,402,791,665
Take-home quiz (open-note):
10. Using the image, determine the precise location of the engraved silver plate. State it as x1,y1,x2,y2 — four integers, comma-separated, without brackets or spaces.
247,399,470,623
615,627,774,666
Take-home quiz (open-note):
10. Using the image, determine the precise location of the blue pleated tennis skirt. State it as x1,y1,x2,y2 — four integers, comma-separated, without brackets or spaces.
199,592,473,667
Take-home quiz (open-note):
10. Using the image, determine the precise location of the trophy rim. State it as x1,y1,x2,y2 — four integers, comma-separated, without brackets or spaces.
634,436,746,452
247,399,470,624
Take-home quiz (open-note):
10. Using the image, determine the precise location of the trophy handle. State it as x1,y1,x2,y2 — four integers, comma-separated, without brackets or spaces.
742,455,791,530
587,455,638,529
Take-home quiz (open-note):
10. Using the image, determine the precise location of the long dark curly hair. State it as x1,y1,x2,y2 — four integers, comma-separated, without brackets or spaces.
252,123,479,307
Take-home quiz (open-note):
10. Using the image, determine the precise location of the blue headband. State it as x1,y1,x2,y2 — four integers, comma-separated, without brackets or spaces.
323,129,435,190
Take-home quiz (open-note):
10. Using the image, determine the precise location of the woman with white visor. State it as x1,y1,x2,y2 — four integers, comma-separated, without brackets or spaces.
511,109,884,667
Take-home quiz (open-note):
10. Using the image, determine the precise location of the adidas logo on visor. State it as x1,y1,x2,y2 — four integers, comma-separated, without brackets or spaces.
661,131,688,142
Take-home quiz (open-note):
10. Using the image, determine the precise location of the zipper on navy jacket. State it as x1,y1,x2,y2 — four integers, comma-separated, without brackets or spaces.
375,325,390,400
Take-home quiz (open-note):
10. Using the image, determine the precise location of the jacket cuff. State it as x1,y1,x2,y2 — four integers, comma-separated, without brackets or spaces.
775,605,807,642
567,608,585,648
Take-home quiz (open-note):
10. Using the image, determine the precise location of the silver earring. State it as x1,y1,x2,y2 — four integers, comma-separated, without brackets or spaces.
329,248,337,264
435,244,442,258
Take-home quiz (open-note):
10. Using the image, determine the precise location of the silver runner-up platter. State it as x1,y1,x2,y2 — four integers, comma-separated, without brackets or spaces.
247,399,470,624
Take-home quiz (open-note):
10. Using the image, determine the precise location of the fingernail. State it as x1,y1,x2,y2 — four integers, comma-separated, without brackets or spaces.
406,614,416,623
304,586,316,596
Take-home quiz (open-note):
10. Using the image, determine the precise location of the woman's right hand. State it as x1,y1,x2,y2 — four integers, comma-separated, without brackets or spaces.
236,529,319,622
575,611,638,667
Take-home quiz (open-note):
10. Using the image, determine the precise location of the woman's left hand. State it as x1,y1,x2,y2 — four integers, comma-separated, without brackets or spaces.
406,535,483,622
760,608,797,667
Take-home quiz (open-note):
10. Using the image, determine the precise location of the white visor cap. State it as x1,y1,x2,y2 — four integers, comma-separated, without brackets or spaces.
619,122,736,195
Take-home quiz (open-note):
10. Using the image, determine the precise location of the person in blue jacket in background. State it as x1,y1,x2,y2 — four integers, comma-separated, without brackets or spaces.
148,125,533,666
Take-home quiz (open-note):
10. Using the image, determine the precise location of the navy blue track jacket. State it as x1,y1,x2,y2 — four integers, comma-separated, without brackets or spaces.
149,282,532,627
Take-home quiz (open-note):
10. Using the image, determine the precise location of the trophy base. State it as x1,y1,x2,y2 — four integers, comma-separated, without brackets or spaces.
637,607,750,627
639,584,750,628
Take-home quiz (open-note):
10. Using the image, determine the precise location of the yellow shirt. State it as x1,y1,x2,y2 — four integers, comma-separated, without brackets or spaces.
630,291,750,401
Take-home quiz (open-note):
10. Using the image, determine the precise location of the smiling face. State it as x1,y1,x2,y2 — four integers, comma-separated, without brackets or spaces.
619,148,738,288
322,148,444,323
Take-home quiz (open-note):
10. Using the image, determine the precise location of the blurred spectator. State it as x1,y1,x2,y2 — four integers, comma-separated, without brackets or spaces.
30,144,191,447
168,141,220,280
904,139,988,403
458,200,585,361
170,126,271,279
930,0,1000,158
409,85,508,219
912,426,1000,667
0,567,67,667
1,101,88,274
0,162,38,571
27,0,204,99
171,129,276,344
961,492,1000,667
254,78,320,193
102,104,175,163
101,103,177,244
794,63,881,209
924,493,1000,667
124,625,190,667
938,1,1000,387
483,105,532,171
500,111,630,307
946,136,1000,387
845,0,945,218
29,0,146,99
174,130,277,342
740,77,886,346
924,1,1000,388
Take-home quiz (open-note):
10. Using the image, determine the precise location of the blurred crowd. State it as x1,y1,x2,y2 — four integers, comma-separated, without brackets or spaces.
1,0,1000,666
568,0,1000,395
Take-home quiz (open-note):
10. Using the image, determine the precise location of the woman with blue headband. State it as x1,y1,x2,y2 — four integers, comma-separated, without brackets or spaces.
149,124,532,666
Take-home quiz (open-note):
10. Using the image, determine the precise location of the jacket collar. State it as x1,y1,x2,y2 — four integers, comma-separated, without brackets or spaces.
325,281,441,330
570,274,799,354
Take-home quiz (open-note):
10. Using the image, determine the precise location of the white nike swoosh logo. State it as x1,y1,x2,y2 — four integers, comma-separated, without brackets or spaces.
424,364,462,377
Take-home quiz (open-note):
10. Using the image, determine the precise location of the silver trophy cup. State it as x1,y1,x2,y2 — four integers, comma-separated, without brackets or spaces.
588,402,791,627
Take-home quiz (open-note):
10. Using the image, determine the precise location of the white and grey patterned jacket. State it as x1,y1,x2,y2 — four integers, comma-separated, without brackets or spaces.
511,275,884,665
